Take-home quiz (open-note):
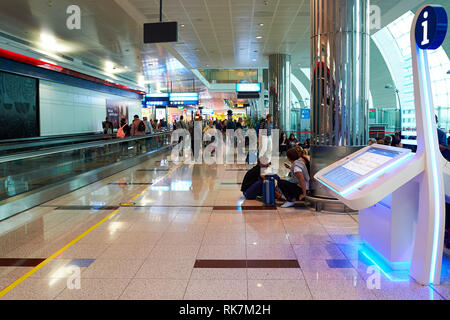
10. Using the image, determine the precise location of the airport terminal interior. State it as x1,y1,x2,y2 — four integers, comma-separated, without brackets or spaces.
0,0,449,301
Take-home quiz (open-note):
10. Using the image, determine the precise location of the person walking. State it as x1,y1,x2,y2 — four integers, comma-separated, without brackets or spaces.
131,115,146,136
143,117,153,134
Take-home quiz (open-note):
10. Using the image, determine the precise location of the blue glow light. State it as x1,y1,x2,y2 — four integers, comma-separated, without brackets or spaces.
419,48,442,285
359,243,410,282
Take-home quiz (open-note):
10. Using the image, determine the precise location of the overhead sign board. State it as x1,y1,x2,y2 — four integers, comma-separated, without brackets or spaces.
236,83,261,93
169,92,199,105
145,93,170,106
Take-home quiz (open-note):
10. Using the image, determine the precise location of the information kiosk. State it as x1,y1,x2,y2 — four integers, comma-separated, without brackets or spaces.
315,5,449,285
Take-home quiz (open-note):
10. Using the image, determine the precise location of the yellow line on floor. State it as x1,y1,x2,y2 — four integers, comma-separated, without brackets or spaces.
0,159,185,299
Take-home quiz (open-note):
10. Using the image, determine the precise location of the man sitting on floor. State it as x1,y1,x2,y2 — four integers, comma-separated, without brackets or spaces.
241,156,284,201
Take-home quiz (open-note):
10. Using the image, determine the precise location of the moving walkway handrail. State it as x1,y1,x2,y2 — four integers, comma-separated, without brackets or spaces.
0,133,110,155
0,131,173,164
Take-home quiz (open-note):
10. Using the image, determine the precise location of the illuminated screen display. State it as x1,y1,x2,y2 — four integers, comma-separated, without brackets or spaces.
169,93,199,105
145,93,170,106
236,83,261,93
322,148,402,188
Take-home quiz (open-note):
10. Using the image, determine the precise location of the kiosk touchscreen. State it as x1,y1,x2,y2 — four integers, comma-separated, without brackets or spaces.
318,145,412,196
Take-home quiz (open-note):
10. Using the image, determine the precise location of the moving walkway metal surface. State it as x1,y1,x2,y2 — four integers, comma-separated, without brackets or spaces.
0,132,172,221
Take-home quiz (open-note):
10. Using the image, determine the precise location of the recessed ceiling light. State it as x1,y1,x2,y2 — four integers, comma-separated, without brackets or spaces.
259,23,264,27
256,36,262,39
181,24,185,27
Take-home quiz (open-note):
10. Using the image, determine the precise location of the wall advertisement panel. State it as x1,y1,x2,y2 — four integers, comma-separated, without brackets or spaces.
0,71,38,140
106,100,130,129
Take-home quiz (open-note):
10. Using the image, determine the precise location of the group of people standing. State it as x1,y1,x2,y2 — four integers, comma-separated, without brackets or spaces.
102,116,168,139
172,116,246,133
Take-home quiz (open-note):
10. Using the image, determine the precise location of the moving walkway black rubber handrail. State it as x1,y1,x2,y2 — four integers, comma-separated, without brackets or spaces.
0,132,104,144
0,131,173,164
0,133,109,154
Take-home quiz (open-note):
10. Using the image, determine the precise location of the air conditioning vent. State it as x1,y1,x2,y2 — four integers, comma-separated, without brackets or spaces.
58,54,74,62
82,61,103,71
0,31,31,46
254,11,273,18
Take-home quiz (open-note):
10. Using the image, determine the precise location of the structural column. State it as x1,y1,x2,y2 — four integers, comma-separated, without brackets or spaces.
310,0,370,196
269,54,291,133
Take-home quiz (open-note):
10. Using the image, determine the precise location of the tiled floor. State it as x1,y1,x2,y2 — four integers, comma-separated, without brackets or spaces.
0,151,448,300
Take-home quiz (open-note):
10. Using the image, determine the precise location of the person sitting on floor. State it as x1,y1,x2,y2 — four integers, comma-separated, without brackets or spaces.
278,149,310,208
240,157,270,200
293,146,311,176
241,157,283,200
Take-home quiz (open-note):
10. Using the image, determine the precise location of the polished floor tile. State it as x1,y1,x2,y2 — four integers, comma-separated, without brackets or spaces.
246,245,296,260
56,278,131,300
148,245,201,260
247,268,304,280
300,259,361,281
184,280,247,300
120,279,188,300
97,243,153,260
1,278,67,300
81,259,144,279
306,278,377,300
248,280,312,300
197,245,247,260
134,258,194,280
190,268,247,280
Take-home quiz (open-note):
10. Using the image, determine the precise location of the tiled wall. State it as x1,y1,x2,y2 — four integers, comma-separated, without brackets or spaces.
39,80,141,136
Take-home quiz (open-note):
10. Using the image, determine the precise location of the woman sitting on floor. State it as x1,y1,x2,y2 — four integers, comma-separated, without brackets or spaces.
278,149,310,208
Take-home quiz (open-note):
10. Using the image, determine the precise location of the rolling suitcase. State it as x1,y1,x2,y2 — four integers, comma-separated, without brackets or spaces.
263,175,275,206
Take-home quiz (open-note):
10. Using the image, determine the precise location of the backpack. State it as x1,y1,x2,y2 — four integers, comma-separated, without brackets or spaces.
117,125,126,138
138,121,146,132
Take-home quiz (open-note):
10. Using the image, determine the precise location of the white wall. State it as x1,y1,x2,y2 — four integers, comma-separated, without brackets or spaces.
39,80,141,136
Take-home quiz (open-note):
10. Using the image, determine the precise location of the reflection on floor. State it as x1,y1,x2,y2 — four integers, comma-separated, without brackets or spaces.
0,151,448,300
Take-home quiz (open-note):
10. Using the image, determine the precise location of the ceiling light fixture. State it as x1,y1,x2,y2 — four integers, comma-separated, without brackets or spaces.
259,23,264,27
181,24,185,27
256,36,262,39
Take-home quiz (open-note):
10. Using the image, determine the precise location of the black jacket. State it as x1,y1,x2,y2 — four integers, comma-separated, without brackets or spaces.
241,165,261,193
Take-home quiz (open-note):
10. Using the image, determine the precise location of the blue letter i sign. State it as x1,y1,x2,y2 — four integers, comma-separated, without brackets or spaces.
415,5,448,50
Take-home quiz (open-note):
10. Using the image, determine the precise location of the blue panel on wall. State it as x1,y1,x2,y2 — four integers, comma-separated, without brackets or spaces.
301,109,310,119
0,57,141,100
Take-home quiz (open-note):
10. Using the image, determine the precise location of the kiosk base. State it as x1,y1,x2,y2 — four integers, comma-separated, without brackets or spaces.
359,180,420,270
